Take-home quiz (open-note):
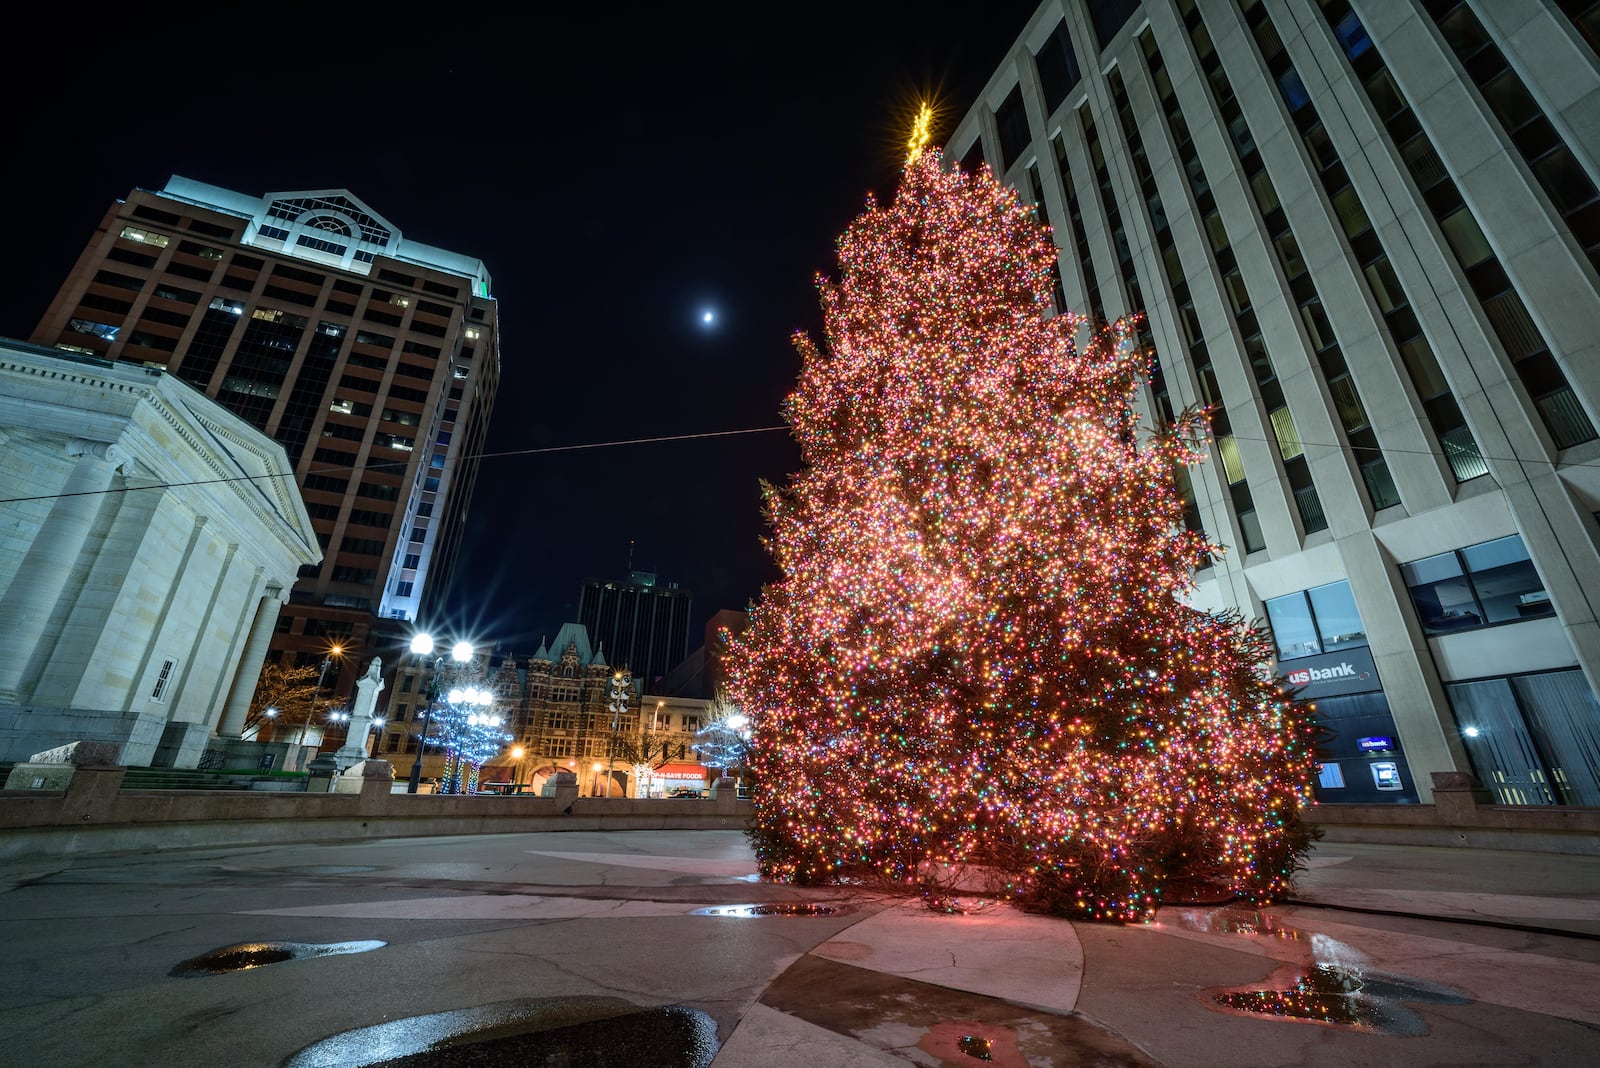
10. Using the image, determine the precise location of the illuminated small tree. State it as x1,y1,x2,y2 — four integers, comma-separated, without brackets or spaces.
725,138,1317,922
422,684,508,793
693,709,753,782
244,661,320,741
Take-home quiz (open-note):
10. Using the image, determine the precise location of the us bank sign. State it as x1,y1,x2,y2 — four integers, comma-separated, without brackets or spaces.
1280,646,1382,699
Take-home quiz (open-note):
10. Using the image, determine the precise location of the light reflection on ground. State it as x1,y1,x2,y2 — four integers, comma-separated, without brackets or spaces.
171,939,386,977
691,902,847,917
1156,905,1470,1034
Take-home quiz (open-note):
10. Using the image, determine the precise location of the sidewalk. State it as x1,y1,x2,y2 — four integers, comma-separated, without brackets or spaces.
1,832,1595,1067
1289,839,1600,937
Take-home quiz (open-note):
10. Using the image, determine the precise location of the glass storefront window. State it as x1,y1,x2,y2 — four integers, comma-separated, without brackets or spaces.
1265,591,1320,660
1265,580,1368,660
1308,581,1366,649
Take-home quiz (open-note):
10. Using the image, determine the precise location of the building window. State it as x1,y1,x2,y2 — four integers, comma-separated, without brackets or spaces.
1446,668,1600,806
1034,18,1081,114
994,85,1031,173
1264,580,1367,661
69,318,120,341
1400,535,1552,635
150,657,177,702
119,225,169,249
395,581,414,597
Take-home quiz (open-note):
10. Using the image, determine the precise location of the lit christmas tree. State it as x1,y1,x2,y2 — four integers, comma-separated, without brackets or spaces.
725,133,1317,922
423,677,512,795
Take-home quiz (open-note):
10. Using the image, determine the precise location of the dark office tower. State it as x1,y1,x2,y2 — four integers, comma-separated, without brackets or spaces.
577,571,693,685
950,1,1600,810
30,178,500,693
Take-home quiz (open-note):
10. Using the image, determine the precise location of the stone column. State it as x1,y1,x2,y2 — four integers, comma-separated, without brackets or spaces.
0,438,131,702
216,584,285,738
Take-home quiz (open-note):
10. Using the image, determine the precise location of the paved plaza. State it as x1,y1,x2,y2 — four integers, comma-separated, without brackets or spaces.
2,830,1596,1066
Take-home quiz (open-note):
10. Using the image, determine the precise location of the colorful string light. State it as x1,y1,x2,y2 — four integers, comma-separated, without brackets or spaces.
725,148,1317,922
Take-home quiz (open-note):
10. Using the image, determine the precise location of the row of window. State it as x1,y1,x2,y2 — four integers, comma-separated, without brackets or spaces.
1266,533,1553,663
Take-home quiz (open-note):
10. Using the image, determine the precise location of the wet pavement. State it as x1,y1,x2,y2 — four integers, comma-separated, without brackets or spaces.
1,831,1597,1066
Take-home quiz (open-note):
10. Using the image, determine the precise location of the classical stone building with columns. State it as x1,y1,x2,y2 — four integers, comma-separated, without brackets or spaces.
0,340,319,766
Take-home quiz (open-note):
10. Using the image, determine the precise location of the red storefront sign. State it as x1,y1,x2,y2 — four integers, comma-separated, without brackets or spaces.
650,763,708,781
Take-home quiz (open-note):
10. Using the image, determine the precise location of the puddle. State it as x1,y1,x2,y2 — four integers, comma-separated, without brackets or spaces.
1158,906,1307,943
284,995,717,1067
958,1033,996,1060
916,1020,1027,1066
1210,962,1469,1034
691,902,847,917
1167,906,1470,1034
172,940,385,977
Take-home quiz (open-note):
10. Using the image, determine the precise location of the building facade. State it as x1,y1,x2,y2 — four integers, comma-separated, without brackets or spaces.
377,623,709,796
0,341,319,765
576,571,694,687
949,0,1600,805
28,178,500,701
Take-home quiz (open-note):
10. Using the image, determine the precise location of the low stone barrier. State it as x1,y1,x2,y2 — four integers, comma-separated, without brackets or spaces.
7,765,1594,861
0,761,754,861
1304,772,1600,856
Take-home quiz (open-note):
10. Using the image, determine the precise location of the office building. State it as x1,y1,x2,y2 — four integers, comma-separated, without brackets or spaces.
948,0,1600,805
29,178,500,700
576,571,694,686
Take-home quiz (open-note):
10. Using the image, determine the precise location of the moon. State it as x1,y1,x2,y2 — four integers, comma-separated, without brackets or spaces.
701,309,716,326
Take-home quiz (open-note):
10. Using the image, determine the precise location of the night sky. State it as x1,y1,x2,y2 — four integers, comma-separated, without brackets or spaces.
1,2,1040,655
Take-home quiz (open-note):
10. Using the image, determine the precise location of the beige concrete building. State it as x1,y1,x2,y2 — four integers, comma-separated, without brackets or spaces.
949,0,1600,806
0,340,319,765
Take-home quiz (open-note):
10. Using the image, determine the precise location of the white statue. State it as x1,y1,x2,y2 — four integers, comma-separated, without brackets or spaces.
334,656,386,771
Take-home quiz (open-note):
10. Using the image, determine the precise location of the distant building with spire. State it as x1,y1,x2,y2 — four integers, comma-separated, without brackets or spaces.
374,621,707,796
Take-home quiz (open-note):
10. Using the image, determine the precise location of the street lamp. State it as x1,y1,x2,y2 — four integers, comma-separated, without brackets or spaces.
406,632,473,794
605,672,630,799
245,706,279,742
299,644,345,747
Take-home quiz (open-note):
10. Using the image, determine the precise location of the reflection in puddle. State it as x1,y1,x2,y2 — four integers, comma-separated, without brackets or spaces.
1167,906,1471,1034
286,995,718,1067
958,1033,996,1060
691,902,845,917
171,939,385,977
1211,962,1469,1034
1158,906,1306,942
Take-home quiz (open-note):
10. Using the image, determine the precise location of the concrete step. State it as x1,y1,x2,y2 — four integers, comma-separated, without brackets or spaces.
120,768,267,791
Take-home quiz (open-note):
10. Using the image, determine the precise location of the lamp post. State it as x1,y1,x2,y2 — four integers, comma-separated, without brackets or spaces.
406,632,473,794
605,672,630,799
299,644,344,747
